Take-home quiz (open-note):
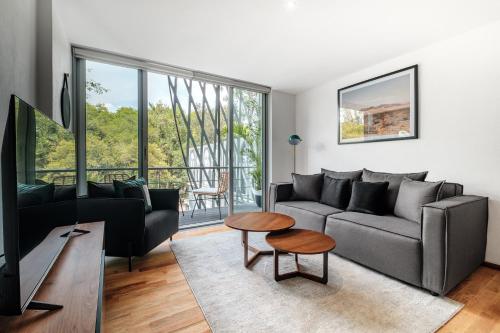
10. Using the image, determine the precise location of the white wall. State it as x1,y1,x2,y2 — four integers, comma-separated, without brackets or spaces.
296,20,500,264
270,91,296,183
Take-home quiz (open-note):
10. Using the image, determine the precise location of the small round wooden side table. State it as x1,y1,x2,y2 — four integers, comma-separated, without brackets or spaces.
224,212,295,268
266,229,336,284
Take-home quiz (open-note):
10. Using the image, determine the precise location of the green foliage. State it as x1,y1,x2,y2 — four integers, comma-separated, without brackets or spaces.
232,89,263,191
232,123,262,190
147,102,188,188
34,111,76,183
341,121,364,139
36,81,262,195
86,68,109,96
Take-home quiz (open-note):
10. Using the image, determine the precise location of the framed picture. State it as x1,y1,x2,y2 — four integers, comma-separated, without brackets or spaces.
338,65,418,144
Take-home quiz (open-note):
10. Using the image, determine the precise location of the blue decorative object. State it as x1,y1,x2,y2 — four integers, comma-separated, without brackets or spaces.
288,134,302,146
288,134,302,173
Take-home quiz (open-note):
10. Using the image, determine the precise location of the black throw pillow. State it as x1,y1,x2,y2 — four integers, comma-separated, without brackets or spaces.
54,185,77,202
347,181,389,216
320,176,351,209
291,173,324,201
88,181,116,198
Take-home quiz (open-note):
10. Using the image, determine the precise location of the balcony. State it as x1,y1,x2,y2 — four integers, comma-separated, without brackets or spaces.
36,165,262,229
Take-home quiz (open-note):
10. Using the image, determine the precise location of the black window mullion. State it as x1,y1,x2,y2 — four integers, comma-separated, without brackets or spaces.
138,70,148,181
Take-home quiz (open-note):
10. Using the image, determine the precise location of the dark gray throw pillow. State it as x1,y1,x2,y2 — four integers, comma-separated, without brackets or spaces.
320,176,351,209
394,178,445,223
291,173,324,201
88,181,117,198
361,168,428,213
321,168,363,181
346,181,389,216
123,185,153,214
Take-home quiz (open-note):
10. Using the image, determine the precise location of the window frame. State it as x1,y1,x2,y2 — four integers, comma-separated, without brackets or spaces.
73,47,269,215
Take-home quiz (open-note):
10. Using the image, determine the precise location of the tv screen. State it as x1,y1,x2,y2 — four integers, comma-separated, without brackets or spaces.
0,95,78,314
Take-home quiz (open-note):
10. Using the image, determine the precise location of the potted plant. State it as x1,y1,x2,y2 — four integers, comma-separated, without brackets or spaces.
250,154,262,207
233,123,263,207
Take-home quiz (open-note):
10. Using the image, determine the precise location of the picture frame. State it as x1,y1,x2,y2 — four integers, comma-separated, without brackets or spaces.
337,65,418,144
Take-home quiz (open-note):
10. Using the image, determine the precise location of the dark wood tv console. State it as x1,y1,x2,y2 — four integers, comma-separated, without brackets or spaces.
0,222,105,332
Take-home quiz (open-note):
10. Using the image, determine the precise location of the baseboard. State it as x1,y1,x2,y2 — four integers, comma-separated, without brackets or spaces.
483,261,500,270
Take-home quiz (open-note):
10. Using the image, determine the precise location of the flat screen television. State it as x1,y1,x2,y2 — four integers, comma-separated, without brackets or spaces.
0,95,78,315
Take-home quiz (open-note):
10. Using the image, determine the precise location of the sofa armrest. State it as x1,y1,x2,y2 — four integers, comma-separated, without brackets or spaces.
149,188,179,212
269,182,293,211
421,195,488,295
78,198,146,256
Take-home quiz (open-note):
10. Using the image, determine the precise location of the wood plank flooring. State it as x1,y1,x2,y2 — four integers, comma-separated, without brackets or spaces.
104,225,500,332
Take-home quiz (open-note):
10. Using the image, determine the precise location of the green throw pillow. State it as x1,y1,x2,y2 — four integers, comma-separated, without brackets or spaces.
114,178,152,213
113,178,146,197
17,183,55,207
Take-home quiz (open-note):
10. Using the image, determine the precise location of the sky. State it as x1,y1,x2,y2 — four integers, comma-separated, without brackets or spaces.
86,60,221,112
341,73,411,110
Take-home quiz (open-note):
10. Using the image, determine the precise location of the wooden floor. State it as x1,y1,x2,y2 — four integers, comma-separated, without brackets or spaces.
104,225,500,333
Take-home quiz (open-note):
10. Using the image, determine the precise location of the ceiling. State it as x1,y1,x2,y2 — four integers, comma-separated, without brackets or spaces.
54,0,500,93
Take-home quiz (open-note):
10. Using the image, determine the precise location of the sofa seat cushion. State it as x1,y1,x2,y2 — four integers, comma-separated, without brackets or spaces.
275,201,343,233
325,216,422,287
328,212,421,240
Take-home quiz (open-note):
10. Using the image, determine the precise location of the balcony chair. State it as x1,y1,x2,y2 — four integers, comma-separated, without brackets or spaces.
52,175,76,185
103,173,131,183
191,171,229,220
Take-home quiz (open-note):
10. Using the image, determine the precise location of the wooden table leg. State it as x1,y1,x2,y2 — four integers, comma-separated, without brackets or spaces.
241,231,273,268
242,230,249,266
273,250,328,284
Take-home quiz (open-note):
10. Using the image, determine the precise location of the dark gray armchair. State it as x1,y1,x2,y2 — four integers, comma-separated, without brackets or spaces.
78,187,179,271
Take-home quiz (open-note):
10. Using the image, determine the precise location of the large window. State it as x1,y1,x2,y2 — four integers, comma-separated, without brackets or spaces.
75,50,268,226
85,61,139,182
232,88,264,213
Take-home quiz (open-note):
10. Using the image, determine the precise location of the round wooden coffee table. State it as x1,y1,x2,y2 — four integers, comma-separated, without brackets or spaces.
266,229,336,284
224,212,295,268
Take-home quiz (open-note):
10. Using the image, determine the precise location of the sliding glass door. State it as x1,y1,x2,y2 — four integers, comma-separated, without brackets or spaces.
231,88,265,213
75,55,267,225
147,73,230,224
85,61,139,182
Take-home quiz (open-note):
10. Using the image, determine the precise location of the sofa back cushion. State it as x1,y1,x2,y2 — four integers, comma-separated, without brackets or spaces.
346,181,389,216
320,176,351,209
321,168,362,181
394,178,444,223
291,173,324,201
362,168,428,213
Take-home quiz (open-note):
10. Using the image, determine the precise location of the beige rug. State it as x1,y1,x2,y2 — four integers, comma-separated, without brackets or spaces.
171,231,462,333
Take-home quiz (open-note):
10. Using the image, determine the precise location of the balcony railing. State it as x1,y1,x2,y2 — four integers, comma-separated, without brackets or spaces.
36,166,261,227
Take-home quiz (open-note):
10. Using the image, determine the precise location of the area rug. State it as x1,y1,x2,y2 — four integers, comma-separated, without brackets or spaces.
171,231,463,333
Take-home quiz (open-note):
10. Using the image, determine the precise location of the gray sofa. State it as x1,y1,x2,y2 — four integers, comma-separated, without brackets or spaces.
269,169,488,295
